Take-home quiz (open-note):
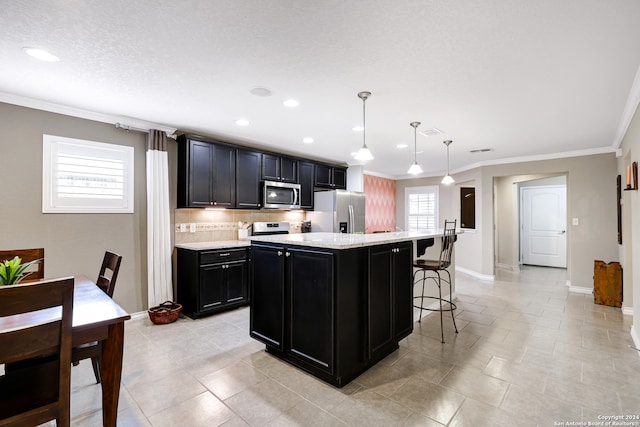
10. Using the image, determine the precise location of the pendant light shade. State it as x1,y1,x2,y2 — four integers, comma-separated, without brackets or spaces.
407,121,423,175
353,91,374,162
441,140,455,185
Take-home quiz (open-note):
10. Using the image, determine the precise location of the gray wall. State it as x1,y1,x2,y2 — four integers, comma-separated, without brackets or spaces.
0,102,176,313
396,153,619,288
618,103,640,333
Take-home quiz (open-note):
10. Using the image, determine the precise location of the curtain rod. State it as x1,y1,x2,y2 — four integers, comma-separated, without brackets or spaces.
115,122,177,140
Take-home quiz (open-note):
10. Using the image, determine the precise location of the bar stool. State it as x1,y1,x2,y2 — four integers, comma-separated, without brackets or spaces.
413,220,458,343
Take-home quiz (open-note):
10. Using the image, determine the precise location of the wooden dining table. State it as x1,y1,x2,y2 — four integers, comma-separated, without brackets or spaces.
0,275,131,427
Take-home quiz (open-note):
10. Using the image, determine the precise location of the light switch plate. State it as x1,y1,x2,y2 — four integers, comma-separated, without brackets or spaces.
572,218,579,226
179,223,186,232
190,223,196,233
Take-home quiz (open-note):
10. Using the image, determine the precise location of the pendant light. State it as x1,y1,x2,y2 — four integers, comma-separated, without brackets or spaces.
354,91,374,162
441,140,455,185
407,122,423,174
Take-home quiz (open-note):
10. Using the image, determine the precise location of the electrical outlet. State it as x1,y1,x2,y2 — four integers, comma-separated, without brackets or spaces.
179,223,186,232
190,223,196,233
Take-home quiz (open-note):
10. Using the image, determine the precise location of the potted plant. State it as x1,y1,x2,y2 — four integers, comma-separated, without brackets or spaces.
0,256,41,285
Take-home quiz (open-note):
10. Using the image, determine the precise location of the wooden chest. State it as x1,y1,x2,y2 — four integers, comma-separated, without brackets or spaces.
593,260,622,307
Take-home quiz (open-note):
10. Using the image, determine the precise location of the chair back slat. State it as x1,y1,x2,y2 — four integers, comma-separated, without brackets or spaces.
0,276,74,426
0,248,45,282
96,251,122,297
438,220,457,268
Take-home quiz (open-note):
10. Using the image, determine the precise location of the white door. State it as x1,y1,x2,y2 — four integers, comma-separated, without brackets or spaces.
521,185,567,268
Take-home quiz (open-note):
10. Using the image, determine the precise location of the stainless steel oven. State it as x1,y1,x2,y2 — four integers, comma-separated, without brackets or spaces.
263,180,301,209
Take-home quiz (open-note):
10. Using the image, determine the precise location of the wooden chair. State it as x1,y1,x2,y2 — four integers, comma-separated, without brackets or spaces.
0,276,74,427
0,248,45,282
72,251,122,383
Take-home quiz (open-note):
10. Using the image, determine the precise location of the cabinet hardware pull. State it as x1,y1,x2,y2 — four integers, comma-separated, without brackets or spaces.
286,252,290,257
219,253,230,256
278,251,283,256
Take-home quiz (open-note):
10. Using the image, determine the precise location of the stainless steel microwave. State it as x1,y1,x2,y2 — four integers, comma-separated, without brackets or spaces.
263,180,301,209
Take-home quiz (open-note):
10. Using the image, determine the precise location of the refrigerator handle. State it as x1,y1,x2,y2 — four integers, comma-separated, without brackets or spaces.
348,204,354,234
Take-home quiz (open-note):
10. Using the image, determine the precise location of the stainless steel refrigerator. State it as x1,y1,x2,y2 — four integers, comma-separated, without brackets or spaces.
306,190,366,233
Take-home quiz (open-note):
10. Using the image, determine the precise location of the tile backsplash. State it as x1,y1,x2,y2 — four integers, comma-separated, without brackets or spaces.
174,209,306,245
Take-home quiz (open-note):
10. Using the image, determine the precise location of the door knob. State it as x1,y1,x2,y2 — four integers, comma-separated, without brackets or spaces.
559,230,566,234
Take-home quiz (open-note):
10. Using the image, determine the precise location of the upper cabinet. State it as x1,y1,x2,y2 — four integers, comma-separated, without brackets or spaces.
178,135,235,208
298,161,315,210
236,149,262,209
315,164,347,189
178,134,347,210
178,135,236,208
262,153,298,183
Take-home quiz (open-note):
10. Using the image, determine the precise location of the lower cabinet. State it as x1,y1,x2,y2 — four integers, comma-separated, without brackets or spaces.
250,245,334,374
177,247,249,319
250,241,413,387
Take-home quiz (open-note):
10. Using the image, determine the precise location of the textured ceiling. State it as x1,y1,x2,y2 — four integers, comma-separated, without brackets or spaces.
2,1,640,178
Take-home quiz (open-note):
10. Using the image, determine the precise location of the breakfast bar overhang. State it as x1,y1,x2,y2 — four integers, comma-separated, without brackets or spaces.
248,230,457,387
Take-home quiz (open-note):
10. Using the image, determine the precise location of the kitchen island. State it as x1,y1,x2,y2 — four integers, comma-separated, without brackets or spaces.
249,230,455,387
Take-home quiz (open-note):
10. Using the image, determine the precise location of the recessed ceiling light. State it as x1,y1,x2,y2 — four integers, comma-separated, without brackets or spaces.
302,137,314,144
250,87,272,97
283,99,300,108
396,143,408,149
352,126,364,132
235,119,250,126
23,47,59,62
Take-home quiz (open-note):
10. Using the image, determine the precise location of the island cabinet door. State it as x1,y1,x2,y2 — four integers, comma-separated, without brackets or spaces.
287,248,334,374
250,246,285,350
225,261,248,304
367,245,395,361
393,243,414,341
199,264,225,312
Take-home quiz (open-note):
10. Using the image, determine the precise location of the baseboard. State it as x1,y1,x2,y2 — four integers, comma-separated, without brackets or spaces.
455,266,495,282
631,326,640,359
622,305,634,316
130,310,148,321
568,285,592,295
495,263,520,272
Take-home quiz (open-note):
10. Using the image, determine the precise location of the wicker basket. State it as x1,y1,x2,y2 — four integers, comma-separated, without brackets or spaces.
148,301,182,325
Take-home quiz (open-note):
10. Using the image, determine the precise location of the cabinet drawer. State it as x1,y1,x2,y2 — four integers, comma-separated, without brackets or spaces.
200,249,247,265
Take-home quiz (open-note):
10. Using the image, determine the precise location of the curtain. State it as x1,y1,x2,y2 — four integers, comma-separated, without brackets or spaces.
146,130,173,307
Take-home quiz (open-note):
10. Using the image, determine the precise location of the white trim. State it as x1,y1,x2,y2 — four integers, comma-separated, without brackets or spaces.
0,91,177,135
631,326,640,359
613,64,640,149
455,266,495,281
565,280,571,287
568,285,592,294
495,263,520,272
362,169,396,180
622,305,634,316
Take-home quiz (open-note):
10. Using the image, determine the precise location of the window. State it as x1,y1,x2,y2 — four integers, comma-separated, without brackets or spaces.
405,186,439,231
42,135,134,213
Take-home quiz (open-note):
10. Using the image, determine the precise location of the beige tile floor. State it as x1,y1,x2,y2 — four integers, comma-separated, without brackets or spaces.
63,266,640,426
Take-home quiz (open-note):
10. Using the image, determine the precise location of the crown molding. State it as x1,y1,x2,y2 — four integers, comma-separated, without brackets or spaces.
613,64,640,150
0,91,177,135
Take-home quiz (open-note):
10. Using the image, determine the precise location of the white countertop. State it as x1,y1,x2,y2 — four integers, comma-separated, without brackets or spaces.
175,240,251,251
249,230,460,250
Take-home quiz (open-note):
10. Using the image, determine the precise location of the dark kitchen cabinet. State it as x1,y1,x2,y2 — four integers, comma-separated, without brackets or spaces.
367,242,413,344
367,242,412,360
177,135,236,208
236,149,262,209
262,153,298,183
250,244,335,374
298,161,315,210
177,247,249,319
315,164,347,189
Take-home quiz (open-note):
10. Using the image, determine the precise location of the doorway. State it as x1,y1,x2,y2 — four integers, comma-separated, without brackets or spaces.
520,183,567,268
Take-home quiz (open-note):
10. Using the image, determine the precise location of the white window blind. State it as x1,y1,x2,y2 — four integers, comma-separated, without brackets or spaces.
405,186,439,231
43,135,134,213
